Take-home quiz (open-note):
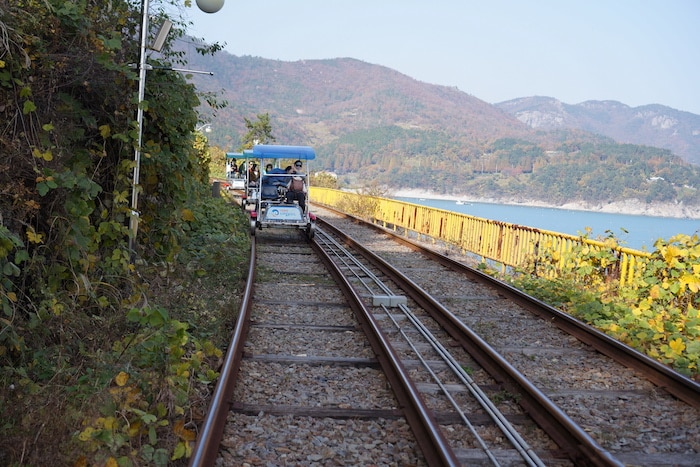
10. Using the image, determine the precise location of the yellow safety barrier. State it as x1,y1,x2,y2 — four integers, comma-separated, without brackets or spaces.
310,187,651,288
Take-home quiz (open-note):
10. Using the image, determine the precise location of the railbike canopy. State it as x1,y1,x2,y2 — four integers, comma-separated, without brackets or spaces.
252,144,316,160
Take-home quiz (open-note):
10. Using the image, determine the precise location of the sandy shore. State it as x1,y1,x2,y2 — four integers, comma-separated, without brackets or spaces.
391,189,700,220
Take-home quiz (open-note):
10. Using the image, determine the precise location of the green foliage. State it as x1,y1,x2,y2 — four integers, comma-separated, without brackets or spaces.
0,0,235,464
239,113,276,150
74,305,221,465
0,226,27,357
507,231,700,377
70,194,249,465
314,125,700,208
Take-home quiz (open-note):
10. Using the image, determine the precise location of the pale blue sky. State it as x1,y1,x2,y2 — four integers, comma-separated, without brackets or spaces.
181,0,700,114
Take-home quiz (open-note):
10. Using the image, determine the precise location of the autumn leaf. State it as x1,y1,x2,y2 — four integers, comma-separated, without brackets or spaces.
662,244,684,266
115,371,129,386
649,284,661,300
26,227,44,244
669,338,686,355
78,427,95,441
31,148,53,161
680,273,700,293
181,208,195,222
99,416,117,430
173,419,196,441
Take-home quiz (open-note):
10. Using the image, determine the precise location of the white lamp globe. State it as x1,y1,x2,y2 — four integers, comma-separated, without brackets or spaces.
196,0,224,13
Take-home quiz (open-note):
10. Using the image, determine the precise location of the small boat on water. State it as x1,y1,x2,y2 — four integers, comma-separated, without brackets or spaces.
456,200,465,205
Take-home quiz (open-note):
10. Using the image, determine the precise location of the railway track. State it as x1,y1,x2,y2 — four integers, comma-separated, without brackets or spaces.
190,206,699,466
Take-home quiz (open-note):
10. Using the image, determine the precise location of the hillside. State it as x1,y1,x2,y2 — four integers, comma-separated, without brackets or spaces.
185,48,531,147
182,44,700,209
497,97,700,165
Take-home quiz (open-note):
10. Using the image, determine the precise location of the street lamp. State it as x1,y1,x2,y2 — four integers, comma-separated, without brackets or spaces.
129,0,225,255
196,123,212,133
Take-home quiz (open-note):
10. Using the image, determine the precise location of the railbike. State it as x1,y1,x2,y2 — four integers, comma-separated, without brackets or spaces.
224,151,246,190
241,144,317,239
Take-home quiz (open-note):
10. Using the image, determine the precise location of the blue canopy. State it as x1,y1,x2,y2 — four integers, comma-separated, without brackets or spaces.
252,144,316,160
225,152,243,159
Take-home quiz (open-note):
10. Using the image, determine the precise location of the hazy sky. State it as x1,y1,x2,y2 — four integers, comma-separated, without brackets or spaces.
181,0,700,115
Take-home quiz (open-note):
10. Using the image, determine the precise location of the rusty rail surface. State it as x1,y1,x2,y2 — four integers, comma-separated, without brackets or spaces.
188,236,256,467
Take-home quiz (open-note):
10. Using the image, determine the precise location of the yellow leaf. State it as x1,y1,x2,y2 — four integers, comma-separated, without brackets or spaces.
99,124,111,138
31,148,53,161
102,416,117,430
680,273,700,293
649,284,661,300
26,227,44,244
7,292,17,302
78,427,95,441
105,457,118,467
663,245,683,264
669,338,685,354
115,371,129,387
127,420,142,437
181,208,195,222
173,419,196,441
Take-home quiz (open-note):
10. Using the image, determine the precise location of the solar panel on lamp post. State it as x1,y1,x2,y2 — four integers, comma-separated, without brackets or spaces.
128,0,225,257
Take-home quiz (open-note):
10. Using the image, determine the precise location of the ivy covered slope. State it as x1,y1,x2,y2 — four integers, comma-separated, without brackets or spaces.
1,1,248,465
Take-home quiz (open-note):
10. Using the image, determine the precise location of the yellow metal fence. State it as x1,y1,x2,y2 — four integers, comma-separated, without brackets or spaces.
311,187,651,288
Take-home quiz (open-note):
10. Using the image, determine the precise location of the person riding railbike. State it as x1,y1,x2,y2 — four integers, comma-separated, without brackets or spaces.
263,165,290,186
285,172,307,212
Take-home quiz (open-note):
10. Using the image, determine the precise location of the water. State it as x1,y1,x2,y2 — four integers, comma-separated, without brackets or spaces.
395,197,700,251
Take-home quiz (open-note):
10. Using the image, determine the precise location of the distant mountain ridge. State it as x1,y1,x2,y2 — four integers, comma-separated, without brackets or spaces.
185,51,532,150
186,46,700,166
187,47,700,164
183,46,700,210
496,97,700,165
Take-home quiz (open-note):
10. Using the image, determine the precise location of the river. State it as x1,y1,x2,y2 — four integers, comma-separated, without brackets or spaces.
394,197,700,251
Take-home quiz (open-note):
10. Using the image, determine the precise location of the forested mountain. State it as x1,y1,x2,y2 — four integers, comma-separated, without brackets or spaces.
183,44,700,207
497,97,700,165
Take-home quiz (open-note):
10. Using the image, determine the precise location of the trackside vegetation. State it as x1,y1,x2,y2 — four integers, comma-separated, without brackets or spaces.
0,0,698,465
323,191,699,379
505,230,699,378
0,0,248,465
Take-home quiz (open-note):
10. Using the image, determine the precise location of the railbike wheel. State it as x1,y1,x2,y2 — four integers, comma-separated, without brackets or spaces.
306,222,315,240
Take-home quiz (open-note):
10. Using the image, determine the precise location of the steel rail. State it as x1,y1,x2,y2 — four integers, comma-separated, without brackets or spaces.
318,217,623,467
312,230,461,466
315,207,700,409
385,301,546,467
188,236,257,467
318,226,544,465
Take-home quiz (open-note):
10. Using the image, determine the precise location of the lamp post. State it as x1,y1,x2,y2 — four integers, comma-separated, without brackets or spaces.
129,0,224,255
196,123,212,133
